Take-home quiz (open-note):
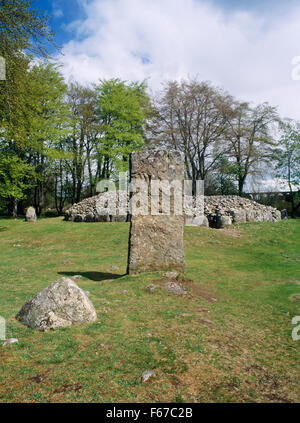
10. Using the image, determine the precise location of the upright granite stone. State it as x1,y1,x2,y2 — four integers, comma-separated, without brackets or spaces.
127,150,185,274
25,207,37,222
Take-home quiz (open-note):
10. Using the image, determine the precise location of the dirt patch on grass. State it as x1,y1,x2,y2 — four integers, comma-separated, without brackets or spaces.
152,277,217,303
28,372,50,384
182,280,217,303
289,294,300,302
54,382,82,394
217,227,243,237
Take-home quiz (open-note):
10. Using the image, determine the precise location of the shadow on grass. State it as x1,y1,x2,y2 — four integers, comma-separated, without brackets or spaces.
58,271,125,282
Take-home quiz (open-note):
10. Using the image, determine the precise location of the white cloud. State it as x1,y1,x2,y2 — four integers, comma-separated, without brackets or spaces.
53,7,63,18
58,0,300,120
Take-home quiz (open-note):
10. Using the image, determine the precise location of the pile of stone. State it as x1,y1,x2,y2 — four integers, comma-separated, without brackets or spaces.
65,192,281,228
65,191,129,222
203,195,281,228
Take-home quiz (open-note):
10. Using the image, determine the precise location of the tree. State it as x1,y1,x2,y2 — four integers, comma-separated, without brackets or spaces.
150,79,232,193
64,82,100,203
95,79,150,176
205,155,238,195
276,120,300,217
0,154,36,215
27,63,69,215
224,101,278,195
0,0,56,57
0,0,59,215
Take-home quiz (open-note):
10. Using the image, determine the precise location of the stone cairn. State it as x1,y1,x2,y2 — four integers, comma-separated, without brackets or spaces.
127,150,186,274
65,191,129,223
65,193,281,228
203,195,281,228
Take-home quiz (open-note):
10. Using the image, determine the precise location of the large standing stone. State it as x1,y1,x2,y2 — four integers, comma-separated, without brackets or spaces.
127,150,185,274
16,277,97,331
25,207,37,222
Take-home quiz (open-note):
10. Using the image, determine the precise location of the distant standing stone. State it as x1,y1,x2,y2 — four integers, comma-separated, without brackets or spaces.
16,277,97,331
25,207,37,222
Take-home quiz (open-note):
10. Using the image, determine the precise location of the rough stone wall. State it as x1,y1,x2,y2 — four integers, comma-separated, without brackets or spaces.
65,191,129,222
127,150,185,274
203,195,281,227
65,192,282,227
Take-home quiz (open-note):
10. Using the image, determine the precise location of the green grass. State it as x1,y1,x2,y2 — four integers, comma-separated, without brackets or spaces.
0,217,299,403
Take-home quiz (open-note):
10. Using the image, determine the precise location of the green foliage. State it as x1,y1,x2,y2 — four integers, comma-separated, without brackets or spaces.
95,79,149,172
206,155,239,195
0,154,35,202
26,62,69,151
0,0,56,57
0,59,68,212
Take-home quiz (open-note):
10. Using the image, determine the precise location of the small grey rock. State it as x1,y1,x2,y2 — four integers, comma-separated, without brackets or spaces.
110,265,119,271
2,338,18,347
13,244,21,248
164,282,187,295
291,294,300,301
141,370,156,383
146,284,158,293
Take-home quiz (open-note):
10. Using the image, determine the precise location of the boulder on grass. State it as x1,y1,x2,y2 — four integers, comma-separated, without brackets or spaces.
25,207,37,222
16,277,97,331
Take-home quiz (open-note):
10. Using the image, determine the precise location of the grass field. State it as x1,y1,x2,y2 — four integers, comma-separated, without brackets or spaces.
0,217,299,403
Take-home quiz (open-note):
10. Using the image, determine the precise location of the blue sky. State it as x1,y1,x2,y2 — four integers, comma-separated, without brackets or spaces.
35,0,300,128
40,0,299,49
